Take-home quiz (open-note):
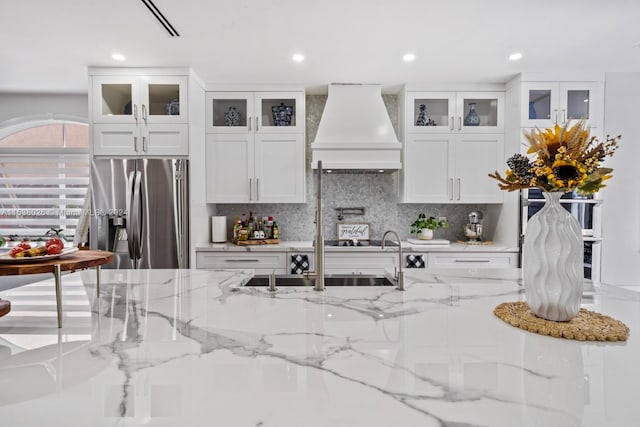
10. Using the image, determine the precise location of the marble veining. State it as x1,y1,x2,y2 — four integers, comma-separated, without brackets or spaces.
0,268,638,426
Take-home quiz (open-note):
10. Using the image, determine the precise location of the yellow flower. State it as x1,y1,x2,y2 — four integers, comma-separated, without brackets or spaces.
546,159,587,190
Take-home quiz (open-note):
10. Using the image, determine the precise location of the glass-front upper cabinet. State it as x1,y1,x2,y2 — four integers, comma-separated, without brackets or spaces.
407,91,503,133
206,91,304,134
92,75,188,124
521,82,601,128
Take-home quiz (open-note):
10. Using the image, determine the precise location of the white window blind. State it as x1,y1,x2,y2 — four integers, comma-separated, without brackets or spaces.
0,151,90,240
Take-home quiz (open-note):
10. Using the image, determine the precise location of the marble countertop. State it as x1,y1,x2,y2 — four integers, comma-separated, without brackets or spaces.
196,241,519,253
0,268,637,426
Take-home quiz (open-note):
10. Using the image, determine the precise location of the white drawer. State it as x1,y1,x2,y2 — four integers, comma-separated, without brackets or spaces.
429,252,518,268
196,252,287,274
324,252,398,275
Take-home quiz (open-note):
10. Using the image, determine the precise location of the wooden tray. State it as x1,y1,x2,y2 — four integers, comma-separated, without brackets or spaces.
235,239,281,246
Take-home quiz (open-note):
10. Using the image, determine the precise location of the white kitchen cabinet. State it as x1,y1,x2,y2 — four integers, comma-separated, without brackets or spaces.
205,91,304,134
92,75,188,124
206,133,304,203
92,123,188,156
429,252,518,268
404,133,504,203
521,81,602,128
406,91,504,134
205,90,305,203
89,69,189,156
196,251,287,275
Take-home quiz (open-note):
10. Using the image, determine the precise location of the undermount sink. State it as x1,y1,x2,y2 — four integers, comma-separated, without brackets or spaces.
245,275,395,287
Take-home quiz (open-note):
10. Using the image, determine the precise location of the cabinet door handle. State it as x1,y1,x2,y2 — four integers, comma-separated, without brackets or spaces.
456,178,461,200
561,108,567,124
134,136,139,152
134,104,138,122
248,116,252,131
249,178,253,201
256,116,259,131
225,259,260,262
142,136,148,152
554,109,558,124
256,178,260,200
458,117,462,131
449,178,454,200
449,116,454,131
454,259,491,263
142,104,148,122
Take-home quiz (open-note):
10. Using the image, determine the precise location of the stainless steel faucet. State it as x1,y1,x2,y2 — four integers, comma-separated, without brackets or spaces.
382,230,405,291
304,160,325,291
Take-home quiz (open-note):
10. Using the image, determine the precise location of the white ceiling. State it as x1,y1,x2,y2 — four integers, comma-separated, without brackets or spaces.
2,0,640,94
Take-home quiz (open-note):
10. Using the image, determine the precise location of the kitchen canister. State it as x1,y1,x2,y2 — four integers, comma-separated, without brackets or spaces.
211,216,227,243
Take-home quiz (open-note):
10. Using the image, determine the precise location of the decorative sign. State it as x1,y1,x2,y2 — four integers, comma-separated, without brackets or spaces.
337,223,370,241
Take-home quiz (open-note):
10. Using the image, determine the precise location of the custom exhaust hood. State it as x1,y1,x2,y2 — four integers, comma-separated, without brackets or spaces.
311,84,402,170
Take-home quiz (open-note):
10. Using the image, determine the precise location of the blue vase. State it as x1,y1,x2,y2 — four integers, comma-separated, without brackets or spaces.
463,103,480,126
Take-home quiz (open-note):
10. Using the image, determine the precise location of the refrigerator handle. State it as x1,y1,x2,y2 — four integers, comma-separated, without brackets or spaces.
126,171,136,260
132,170,143,262
175,159,187,268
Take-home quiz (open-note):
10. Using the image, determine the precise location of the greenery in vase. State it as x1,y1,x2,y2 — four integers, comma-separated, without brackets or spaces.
410,213,449,234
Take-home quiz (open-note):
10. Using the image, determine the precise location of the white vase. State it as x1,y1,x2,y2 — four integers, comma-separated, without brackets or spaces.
418,229,433,240
523,191,584,321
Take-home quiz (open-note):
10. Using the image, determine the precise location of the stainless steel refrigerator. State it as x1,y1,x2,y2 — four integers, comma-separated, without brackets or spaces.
90,158,189,269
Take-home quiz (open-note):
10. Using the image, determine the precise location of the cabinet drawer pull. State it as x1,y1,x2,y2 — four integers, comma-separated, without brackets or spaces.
225,259,260,262
454,259,491,263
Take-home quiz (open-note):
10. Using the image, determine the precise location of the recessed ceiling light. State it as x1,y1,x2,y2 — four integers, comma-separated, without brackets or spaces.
326,169,332,173
378,169,384,173
403,53,416,62
292,53,305,62
111,53,126,62
509,52,523,61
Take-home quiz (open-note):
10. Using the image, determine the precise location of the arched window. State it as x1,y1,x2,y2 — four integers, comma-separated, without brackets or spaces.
0,116,89,244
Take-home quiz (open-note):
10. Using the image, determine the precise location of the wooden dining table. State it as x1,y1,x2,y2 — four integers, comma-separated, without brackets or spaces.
0,250,113,328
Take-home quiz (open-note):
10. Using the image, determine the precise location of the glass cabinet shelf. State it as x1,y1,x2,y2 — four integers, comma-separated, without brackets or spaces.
206,91,304,134
147,84,181,116
407,91,503,133
93,75,187,124
211,98,248,127
100,84,132,117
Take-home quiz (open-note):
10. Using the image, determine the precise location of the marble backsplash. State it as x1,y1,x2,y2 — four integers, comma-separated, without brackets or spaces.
215,95,487,242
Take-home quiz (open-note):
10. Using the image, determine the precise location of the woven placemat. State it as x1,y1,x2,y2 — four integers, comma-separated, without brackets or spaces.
494,301,629,341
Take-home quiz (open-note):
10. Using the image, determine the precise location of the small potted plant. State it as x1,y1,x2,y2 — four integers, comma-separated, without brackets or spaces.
410,213,448,240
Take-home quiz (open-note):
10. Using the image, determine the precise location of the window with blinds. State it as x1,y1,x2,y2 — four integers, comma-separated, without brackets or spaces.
0,121,89,242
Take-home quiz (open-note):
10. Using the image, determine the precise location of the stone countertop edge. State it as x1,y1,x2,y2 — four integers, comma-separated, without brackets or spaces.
195,241,519,253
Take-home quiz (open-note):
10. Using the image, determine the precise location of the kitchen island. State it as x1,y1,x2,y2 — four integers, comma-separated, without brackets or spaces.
0,268,637,426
